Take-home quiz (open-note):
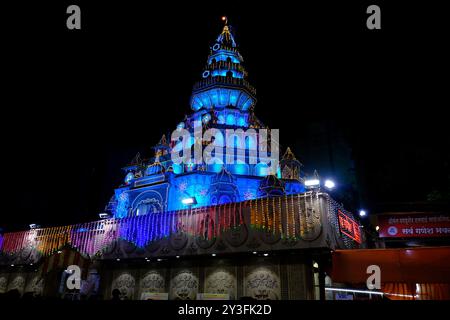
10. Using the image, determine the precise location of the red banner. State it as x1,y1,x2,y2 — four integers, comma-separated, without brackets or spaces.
338,210,362,244
378,213,450,238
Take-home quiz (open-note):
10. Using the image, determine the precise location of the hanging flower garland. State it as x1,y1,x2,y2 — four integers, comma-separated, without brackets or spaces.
290,194,296,239
277,196,283,236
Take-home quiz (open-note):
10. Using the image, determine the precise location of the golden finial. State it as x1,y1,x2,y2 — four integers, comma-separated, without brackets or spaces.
221,16,228,25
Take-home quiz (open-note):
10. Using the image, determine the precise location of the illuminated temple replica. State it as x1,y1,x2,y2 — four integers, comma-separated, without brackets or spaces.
0,21,363,300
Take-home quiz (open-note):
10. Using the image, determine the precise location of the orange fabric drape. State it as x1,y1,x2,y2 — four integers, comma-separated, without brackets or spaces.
415,283,450,300
382,283,416,300
330,247,450,284
382,283,450,300
330,247,450,300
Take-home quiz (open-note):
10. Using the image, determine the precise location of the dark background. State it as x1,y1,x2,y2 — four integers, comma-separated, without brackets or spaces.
2,1,449,231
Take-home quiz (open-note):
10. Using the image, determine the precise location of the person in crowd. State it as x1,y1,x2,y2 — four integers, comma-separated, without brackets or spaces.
111,288,121,301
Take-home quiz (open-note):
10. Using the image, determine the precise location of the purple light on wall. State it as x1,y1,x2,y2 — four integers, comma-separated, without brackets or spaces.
69,222,114,257
118,212,175,248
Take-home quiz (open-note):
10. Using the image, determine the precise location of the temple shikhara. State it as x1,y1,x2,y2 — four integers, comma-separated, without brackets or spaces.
0,20,363,300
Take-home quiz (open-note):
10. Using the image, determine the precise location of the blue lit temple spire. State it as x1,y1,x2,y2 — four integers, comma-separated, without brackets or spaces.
190,19,256,116
106,18,306,217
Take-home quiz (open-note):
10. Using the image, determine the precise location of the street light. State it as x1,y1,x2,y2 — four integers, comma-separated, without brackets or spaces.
182,197,197,205
359,210,367,217
304,179,320,188
324,179,336,190
99,213,111,219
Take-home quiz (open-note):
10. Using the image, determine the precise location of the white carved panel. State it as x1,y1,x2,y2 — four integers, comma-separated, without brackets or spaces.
244,264,281,300
204,266,237,300
169,268,199,300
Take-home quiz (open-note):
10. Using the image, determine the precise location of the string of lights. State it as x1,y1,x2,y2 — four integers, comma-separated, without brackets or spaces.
0,193,361,258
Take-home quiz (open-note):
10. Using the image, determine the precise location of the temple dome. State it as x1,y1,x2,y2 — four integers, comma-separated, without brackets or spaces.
212,167,236,185
258,174,285,197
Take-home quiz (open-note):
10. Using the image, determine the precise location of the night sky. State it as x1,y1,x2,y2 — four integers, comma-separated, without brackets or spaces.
2,1,449,231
